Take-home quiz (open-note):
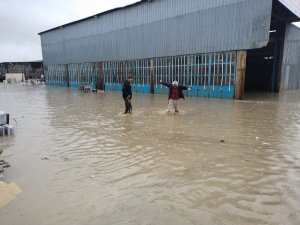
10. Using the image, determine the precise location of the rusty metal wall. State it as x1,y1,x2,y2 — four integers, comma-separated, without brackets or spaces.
280,24,300,91
40,0,272,66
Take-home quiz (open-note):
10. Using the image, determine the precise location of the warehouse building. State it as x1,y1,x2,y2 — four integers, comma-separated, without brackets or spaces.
39,0,300,99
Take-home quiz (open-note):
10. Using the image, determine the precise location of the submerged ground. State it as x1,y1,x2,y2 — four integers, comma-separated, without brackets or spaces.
0,83,300,225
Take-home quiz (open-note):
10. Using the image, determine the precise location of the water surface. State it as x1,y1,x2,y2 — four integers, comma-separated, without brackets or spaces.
0,84,300,225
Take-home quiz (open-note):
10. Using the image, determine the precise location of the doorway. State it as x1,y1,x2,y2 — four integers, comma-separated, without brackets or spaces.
244,0,298,94
245,41,276,92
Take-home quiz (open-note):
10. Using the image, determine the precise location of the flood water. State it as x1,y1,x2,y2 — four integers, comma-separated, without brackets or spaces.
0,83,300,225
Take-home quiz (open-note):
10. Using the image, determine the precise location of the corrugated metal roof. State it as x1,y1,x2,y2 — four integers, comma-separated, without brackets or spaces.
40,0,274,65
38,0,149,35
278,0,300,18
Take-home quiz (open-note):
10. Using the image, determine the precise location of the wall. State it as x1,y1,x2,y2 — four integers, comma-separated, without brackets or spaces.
280,24,300,91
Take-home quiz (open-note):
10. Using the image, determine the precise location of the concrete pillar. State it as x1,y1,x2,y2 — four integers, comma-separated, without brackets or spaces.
235,50,247,100
150,59,154,94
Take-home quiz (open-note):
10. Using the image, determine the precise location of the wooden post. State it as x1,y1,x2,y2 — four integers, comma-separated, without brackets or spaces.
235,51,247,100
150,59,154,94
65,64,69,87
98,62,104,91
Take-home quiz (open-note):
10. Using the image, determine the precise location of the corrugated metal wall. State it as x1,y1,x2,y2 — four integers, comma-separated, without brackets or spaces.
40,0,272,66
280,24,300,91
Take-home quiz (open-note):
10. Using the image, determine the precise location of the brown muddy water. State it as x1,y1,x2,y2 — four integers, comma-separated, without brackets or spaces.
0,83,300,225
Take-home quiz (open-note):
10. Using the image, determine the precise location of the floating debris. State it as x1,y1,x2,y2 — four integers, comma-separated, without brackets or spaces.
262,142,271,146
0,160,10,168
0,149,11,181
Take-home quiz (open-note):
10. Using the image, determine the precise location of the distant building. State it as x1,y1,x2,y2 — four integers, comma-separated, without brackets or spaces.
0,61,43,82
5,73,26,83
39,0,300,99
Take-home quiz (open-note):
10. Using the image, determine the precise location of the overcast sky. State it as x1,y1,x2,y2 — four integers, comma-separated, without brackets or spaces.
0,0,299,63
0,0,139,62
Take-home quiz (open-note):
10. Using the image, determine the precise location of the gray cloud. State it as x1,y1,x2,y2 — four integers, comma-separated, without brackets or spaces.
0,0,139,62
0,0,299,62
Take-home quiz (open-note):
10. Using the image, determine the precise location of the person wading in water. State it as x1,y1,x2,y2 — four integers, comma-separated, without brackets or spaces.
122,75,133,114
160,80,190,114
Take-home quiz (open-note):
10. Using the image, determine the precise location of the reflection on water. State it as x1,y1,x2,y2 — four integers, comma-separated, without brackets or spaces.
0,84,300,225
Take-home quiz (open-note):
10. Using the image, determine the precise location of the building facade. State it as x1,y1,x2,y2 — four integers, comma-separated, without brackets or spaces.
0,61,43,82
39,0,300,99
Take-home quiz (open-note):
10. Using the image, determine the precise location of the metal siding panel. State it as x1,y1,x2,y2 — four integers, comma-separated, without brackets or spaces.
281,24,300,91
41,0,272,65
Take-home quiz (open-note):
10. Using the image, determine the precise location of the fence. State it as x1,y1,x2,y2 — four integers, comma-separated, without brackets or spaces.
44,51,237,98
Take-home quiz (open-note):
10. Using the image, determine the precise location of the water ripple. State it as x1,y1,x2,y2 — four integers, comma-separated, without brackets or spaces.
1,84,300,225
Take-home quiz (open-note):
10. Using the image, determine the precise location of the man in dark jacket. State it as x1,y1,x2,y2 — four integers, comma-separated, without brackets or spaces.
122,75,133,114
160,80,190,113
